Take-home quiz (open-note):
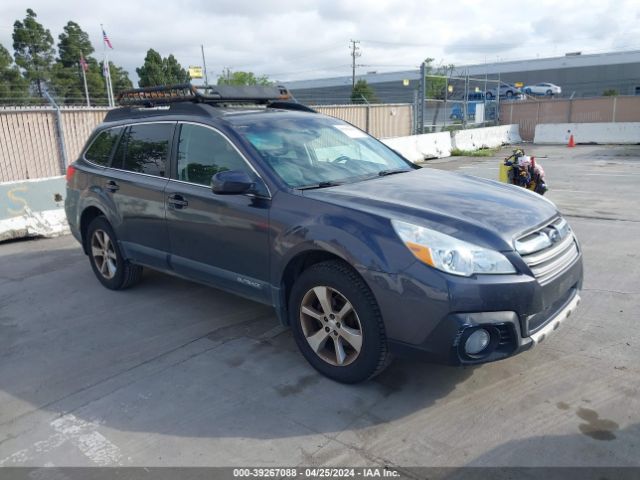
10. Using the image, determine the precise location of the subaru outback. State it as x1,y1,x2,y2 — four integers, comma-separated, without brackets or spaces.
65,84,583,383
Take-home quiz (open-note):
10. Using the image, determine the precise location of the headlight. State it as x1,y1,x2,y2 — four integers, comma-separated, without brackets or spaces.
392,220,516,277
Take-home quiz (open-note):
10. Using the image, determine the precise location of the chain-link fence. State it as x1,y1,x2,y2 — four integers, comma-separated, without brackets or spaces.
417,74,502,134
290,72,511,135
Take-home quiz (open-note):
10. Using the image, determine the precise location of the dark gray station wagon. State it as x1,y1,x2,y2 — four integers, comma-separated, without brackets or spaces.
65,85,583,383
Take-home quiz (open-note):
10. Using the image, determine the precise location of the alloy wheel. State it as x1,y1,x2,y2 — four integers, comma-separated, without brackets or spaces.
91,229,117,280
299,286,363,366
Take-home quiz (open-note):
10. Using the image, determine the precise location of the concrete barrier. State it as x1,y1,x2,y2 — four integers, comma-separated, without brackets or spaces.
0,177,69,242
534,122,640,144
451,124,522,151
383,124,522,162
382,132,452,162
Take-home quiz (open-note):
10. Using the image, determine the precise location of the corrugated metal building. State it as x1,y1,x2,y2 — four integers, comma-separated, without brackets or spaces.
286,50,640,104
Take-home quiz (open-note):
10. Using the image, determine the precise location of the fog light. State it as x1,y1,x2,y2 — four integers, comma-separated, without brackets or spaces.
465,328,491,355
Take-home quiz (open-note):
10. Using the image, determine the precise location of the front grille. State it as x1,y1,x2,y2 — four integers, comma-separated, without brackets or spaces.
516,217,579,284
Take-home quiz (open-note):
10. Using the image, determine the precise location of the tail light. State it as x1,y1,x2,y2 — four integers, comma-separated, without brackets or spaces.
66,165,76,184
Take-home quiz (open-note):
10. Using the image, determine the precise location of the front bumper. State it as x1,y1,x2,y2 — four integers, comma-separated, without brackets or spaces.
529,289,579,345
361,251,583,366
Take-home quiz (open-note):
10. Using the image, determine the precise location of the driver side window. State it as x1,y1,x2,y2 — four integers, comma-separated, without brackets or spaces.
177,124,249,186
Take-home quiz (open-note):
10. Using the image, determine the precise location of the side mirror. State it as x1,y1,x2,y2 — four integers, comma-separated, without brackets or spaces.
211,170,255,195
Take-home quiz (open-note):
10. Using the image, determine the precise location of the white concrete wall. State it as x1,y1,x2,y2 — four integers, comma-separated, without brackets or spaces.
383,124,522,162
451,124,522,151
534,122,640,144
382,132,452,162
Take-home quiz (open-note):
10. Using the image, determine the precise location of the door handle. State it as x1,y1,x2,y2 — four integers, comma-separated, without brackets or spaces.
106,180,120,192
168,193,188,209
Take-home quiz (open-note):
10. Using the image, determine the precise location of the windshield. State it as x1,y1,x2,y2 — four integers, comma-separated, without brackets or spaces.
229,113,413,188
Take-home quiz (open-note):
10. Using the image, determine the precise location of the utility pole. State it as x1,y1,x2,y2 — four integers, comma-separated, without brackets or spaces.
350,39,361,89
417,60,426,135
221,67,231,84
201,45,209,87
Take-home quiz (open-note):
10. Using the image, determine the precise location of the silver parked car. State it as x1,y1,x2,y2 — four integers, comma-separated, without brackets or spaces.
485,83,522,99
523,83,562,96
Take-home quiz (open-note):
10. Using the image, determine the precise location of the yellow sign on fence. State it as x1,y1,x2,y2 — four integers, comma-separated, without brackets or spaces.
188,66,204,79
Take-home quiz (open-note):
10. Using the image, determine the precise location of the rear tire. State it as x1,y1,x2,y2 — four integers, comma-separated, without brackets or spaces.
86,216,142,290
289,260,390,383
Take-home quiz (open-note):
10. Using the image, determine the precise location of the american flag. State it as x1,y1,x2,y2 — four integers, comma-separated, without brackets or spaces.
102,28,113,49
79,53,88,72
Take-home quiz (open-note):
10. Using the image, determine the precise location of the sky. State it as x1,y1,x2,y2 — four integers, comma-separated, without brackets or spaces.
1,0,639,86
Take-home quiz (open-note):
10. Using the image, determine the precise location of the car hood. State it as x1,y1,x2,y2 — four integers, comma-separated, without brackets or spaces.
302,168,558,250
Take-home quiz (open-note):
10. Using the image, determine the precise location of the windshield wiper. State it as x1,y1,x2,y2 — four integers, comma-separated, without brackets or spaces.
296,181,343,190
377,169,412,177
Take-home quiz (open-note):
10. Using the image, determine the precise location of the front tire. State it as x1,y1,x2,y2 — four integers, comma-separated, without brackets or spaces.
289,260,390,383
86,216,142,290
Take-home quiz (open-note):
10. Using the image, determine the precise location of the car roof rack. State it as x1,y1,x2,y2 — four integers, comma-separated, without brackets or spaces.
117,83,294,107
267,101,317,113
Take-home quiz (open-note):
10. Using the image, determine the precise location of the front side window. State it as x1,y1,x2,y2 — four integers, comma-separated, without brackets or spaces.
113,123,173,176
84,127,122,166
229,114,412,188
177,123,249,186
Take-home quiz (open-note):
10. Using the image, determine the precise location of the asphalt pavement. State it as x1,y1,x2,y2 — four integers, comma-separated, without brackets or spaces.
0,145,638,468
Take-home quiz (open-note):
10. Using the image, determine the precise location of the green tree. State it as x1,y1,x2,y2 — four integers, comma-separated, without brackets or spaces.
217,69,272,86
136,49,189,87
12,9,55,96
602,89,618,96
423,58,456,100
57,21,92,67
350,79,378,104
51,21,107,104
0,43,30,103
107,62,133,94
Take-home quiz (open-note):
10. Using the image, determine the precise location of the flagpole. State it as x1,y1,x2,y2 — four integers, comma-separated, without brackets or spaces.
80,52,90,107
105,56,114,108
107,59,115,108
101,24,109,106
101,24,115,107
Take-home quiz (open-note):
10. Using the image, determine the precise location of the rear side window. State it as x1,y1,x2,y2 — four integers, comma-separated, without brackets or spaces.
113,123,173,177
84,127,122,166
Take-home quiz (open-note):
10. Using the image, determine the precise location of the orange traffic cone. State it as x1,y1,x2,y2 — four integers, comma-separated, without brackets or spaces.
568,134,575,148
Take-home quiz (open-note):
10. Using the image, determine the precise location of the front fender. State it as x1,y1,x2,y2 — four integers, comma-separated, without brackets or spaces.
272,214,415,285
